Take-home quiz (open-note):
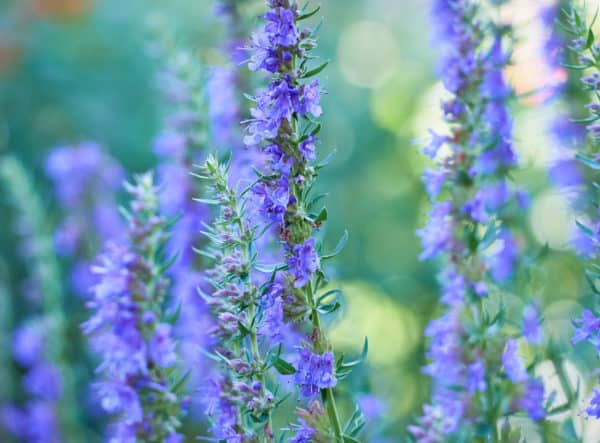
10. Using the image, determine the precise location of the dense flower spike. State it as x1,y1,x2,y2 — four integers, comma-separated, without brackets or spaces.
244,1,364,440
149,27,214,402
411,1,545,440
83,173,185,441
0,156,85,442
45,141,124,294
196,156,278,441
559,5,600,419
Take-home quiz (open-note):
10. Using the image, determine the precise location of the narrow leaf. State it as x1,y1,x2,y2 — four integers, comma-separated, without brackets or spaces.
302,61,329,79
321,230,349,261
272,357,296,375
298,5,320,21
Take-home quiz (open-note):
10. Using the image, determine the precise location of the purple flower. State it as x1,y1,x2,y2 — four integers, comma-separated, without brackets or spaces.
96,382,143,424
299,80,322,117
571,225,598,258
417,201,453,260
479,180,509,211
24,363,63,401
549,158,583,188
83,174,183,440
466,361,487,393
264,5,299,47
502,339,527,383
299,135,317,162
439,267,466,306
520,379,545,420
149,323,177,368
12,324,44,367
522,303,543,345
489,229,518,282
290,420,317,443
207,66,240,148
294,347,337,398
586,390,600,418
165,433,184,443
422,168,447,198
287,238,320,288
572,309,600,345
423,129,447,158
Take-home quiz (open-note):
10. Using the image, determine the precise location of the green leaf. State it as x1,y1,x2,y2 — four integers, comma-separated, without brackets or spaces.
562,62,594,70
298,5,320,21
172,370,191,395
272,357,296,375
339,337,368,370
165,301,182,325
344,404,366,436
314,207,328,224
576,220,594,236
586,28,595,49
157,252,180,275
317,288,342,305
317,301,341,314
302,61,329,79
307,193,328,211
321,230,349,261
576,153,600,170
343,436,361,443
193,198,221,205
238,321,250,338
571,114,600,124
316,149,337,170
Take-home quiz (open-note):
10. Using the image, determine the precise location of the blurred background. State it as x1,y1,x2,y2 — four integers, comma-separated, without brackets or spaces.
2,0,600,441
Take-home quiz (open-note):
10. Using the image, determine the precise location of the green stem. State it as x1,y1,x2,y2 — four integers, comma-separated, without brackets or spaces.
235,204,273,441
309,289,344,441
249,303,273,442
325,387,344,441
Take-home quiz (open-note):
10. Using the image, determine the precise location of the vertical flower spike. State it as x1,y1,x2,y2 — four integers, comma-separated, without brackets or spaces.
196,156,277,441
83,173,185,441
148,25,214,402
410,1,545,440
559,6,600,419
45,141,124,294
0,156,86,442
541,2,590,241
244,1,363,441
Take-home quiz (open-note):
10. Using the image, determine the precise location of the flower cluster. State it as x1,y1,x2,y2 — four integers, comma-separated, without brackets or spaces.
82,173,184,442
411,1,545,439
558,6,600,419
244,1,358,439
196,156,276,441
294,346,336,398
45,141,124,294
